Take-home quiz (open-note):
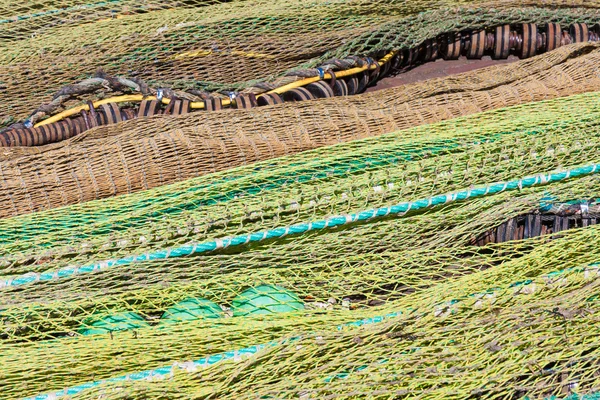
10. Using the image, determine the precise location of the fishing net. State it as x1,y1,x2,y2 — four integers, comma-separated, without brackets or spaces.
3,89,600,398
4,1,600,399
4,41,600,218
58,248,600,400
3,1,600,127
5,203,600,399
2,87,600,256
0,0,448,125
71,254,600,400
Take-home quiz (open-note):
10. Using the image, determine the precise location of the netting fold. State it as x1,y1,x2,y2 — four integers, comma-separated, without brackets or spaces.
4,1,600,399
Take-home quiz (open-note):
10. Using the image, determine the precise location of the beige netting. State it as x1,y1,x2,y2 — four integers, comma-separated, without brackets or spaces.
1,42,600,218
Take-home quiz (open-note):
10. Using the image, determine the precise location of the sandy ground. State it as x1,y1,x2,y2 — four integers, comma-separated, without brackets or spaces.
367,55,520,92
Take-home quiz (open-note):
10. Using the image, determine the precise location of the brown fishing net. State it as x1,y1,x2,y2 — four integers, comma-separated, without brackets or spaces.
1,41,600,218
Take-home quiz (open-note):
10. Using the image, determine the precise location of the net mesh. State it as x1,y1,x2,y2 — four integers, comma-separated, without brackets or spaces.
4,1,600,399
4,41,600,218
3,1,600,127
3,89,600,398
62,250,600,400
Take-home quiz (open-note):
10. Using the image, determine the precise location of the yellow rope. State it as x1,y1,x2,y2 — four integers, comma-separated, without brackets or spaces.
171,49,276,60
34,51,396,128
266,51,397,95
36,95,153,127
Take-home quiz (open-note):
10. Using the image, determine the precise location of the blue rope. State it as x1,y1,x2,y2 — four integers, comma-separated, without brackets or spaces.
3,163,599,290
23,341,280,400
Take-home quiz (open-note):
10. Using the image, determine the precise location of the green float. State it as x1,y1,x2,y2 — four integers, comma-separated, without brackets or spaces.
232,285,304,317
160,298,223,323
79,312,149,336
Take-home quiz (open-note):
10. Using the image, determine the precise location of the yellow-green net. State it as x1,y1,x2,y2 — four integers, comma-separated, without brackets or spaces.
3,89,600,398
4,1,600,399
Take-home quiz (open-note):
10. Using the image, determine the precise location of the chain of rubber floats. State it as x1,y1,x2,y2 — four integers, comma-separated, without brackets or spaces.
1,22,598,147
473,201,600,245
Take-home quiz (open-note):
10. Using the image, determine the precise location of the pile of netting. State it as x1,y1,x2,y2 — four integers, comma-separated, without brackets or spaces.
4,1,600,399
3,88,600,398
5,41,600,218
3,0,600,127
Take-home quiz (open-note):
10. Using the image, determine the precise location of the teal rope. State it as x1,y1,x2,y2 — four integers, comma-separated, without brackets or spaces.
25,262,597,400
23,340,282,400
544,394,600,400
3,162,599,290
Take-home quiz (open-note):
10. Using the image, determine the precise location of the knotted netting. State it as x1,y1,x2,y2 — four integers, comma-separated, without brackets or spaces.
3,88,600,398
3,0,600,127
4,41,600,218
4,0,600,399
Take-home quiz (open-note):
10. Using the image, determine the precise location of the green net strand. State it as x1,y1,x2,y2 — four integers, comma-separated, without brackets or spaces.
3,173,599,343
152,284,600,398
7,219,600,398
22,340,283,400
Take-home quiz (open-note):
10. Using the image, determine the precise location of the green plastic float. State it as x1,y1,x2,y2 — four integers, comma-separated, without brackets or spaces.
79,311,149,336
232,285,304,317
160,298,223,323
